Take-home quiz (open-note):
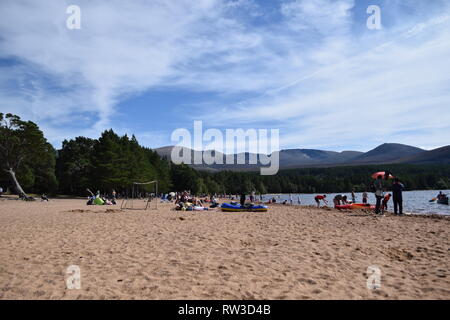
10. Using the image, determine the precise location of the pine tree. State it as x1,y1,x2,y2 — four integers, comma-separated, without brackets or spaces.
0,113,56,199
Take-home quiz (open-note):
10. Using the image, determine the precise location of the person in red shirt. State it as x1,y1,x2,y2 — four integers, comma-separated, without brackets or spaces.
314,195,328,207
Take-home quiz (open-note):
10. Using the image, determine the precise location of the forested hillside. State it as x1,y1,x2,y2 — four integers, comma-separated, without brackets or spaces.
1,113,449,197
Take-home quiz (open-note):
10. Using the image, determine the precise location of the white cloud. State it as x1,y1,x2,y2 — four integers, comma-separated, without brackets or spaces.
199,6,450,151
0,0,449,151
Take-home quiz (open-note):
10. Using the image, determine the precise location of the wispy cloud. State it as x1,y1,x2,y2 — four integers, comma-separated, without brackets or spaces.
0,0,449,151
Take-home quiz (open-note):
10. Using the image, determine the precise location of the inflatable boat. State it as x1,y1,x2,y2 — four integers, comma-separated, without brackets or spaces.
335,203,375,210
220,203,269,212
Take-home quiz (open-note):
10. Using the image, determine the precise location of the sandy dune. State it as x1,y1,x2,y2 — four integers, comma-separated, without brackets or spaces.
0,198,449,300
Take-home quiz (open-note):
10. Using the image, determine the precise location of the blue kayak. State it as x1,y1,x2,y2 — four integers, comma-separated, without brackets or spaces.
220,203,269,212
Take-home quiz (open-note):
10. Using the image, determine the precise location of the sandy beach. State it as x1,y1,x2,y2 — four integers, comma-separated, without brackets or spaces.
0,197,449,300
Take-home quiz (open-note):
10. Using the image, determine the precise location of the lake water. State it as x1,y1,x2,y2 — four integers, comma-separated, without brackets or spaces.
261,190,450,216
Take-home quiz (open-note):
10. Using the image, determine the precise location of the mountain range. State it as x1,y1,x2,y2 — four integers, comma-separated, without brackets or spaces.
155,143,450,172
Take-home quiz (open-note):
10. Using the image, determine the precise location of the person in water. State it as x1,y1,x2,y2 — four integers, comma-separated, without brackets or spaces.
314,195,327,207
392,178,405,215
437,191,447,201
362,191,368,204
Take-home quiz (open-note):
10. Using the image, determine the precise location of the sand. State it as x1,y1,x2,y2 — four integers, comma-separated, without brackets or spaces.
0,197,449,300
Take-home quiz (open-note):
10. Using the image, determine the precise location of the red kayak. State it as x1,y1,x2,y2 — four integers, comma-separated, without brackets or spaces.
335,203,375,210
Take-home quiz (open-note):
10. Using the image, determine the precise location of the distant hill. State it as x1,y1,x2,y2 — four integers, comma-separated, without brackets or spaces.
154,143,449,171
351,143,424,164
394,146,450,164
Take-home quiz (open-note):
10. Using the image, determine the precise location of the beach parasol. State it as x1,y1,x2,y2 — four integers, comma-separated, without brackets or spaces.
371,171,395,179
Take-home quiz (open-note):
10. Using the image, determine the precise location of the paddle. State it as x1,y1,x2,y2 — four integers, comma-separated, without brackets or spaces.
429,197,437,203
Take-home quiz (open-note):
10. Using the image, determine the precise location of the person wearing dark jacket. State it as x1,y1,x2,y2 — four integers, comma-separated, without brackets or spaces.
240,193,246,206
392,178,405,215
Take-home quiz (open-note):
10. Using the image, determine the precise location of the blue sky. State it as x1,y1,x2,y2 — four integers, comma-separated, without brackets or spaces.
1,0,449,152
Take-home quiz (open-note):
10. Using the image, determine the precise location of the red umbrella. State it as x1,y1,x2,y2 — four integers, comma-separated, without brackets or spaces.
371,171,394,179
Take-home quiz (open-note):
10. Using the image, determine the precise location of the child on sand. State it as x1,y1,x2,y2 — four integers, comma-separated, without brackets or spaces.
314,195,328,207
382,193,391,212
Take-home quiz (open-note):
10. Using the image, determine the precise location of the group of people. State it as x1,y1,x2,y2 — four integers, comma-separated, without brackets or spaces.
174,191,219,211
373,176,405,215
315,191,370,207
86,190,117,206
313,176,406,216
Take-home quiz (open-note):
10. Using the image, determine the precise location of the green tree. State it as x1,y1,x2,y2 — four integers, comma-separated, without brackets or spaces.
56,137,95,195
0,113,56,198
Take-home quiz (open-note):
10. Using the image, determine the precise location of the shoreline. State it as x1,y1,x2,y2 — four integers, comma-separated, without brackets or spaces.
2,194,449,217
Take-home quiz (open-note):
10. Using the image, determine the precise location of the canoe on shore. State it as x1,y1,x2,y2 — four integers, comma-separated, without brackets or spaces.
335,203,375,210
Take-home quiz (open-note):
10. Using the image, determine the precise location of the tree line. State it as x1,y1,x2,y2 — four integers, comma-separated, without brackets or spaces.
1,113,449,198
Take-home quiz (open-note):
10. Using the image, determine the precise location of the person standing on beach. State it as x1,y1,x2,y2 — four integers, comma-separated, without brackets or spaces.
392,178,405,215
351,189,356,203
250,191,255,203
240,193,246,206
289,194,293,205
374,175,384,215
362,191,368,204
